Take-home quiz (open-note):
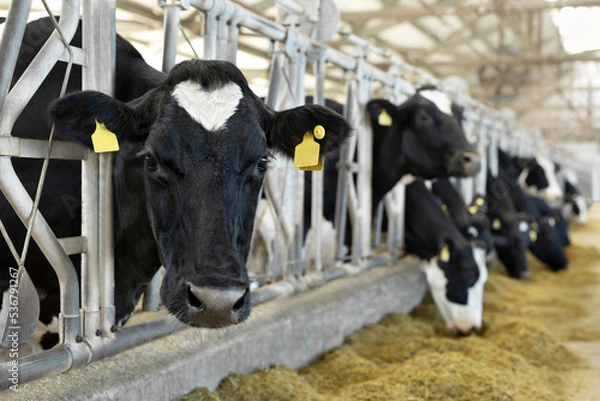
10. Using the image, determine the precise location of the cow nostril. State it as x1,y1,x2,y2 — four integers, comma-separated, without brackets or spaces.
232,288,248,314
187,285,205,311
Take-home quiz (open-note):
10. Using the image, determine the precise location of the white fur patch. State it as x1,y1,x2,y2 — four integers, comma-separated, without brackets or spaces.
535,154,563,202
172,80,243,132
419,89,453,115
467,226,479,238
518,221,529,232
574,195,589,224
399,174,417,186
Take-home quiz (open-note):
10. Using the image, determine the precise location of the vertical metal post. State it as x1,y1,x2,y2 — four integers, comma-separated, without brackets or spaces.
334,79,355,260
488,119,499,178
160,0,186,72
356,69,372,258
82,0,117,338
0,0,34,114
476,116,488,194
204,6,220,60
308,52,326,271
289,51,307,276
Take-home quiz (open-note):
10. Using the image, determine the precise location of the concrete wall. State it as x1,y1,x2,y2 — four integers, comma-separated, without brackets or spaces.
2,259,426,401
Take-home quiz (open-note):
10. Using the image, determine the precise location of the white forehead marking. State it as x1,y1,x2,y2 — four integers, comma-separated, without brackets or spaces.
419,89,453,115
172,80,243,132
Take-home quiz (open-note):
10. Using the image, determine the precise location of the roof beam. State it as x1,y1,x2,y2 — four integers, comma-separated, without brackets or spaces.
341,0,600,22
426,51,600,66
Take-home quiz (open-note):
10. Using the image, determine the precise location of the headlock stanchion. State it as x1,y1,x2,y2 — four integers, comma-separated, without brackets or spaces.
0,0,596,390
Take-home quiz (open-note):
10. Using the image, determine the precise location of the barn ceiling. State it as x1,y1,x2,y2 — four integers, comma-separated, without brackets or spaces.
3,0,600,151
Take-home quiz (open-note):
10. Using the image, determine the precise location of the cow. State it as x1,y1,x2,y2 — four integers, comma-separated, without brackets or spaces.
486,170,532,279
302,88,482,249
0,17,351,338
497,150,568,271
501,169,569,271
431,178,493,254
405,179,487,335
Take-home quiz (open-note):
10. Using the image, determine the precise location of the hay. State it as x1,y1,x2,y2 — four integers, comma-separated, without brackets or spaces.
184,365,330,401
182,224,600,401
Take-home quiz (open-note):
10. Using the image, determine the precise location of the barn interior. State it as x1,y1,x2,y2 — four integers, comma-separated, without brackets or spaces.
0,1,599,400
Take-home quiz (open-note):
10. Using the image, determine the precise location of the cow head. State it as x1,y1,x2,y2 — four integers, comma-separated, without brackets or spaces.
367,88,480,185
421,237,488,336
465,194,494,254
489,211,531,279
513,155,563,205
562,172,589,225
528,216,569,271
51,60,351,328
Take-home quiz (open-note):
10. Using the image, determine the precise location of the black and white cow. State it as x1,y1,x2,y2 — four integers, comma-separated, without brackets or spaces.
486,170,532,279
405,179,487,335
303,87,482,243
366,87,481,213
1,17,351,333
497,150,568,271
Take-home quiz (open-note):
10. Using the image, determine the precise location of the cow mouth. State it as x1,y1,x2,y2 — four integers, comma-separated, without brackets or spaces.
448,151,481,177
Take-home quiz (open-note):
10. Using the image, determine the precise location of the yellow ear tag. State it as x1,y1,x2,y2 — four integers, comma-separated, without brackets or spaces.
475,197,484,206
91,120,120,153
493,218,501,230
469,205,478,215
378,109,393,126
313,124,326,140
529,230,538,242
300,158,324,171
439,243,450,263
294,126,326,171
294,133,320,169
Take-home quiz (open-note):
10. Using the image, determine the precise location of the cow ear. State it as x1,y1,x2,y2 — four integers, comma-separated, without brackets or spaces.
366,99,402,127
51,90,156,151
265,104,351,159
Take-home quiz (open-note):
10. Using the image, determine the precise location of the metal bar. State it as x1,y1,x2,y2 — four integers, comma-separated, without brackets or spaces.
161,3,182,72
81,0,117,340
0,157,80,343
308,54,326,271
355,76,373,258
0,0,34,117
0,0,80,136
58,236,87,255
0,137,86,159
334,79,357,260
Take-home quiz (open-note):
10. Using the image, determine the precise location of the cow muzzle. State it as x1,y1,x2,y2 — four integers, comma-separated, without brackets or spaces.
185,283,250,327
448,151,481,177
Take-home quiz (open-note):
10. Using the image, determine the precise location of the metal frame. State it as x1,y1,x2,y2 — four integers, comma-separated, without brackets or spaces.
0,0,595,390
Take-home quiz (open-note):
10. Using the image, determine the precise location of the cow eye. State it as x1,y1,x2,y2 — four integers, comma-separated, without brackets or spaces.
145,154,158,170
257,156,268,173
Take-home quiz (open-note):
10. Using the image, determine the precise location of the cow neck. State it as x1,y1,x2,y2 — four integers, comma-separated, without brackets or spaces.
112,154,161,292
432,179,469,219
371,125,407,210
404,180,466,260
